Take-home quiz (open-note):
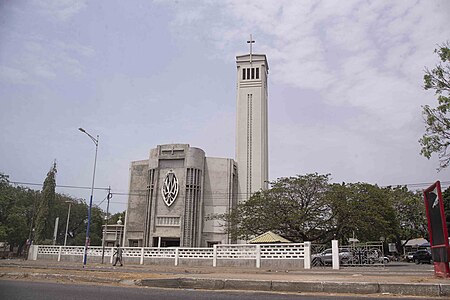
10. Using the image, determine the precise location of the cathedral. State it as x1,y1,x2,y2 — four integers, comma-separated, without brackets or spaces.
123,45,269,247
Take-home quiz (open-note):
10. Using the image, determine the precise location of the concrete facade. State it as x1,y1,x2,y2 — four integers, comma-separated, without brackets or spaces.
235,54,269,202
124,144,237,247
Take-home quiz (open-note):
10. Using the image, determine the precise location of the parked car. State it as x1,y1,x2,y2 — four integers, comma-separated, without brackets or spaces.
312,248,352,265
412,250,432,264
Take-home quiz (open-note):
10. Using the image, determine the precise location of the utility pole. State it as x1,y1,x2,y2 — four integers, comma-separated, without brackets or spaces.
64,201,72,246
25,192,38,259
52,217,59,245
101,187,112,264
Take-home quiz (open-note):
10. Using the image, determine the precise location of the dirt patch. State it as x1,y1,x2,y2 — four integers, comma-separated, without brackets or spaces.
0,265,173,284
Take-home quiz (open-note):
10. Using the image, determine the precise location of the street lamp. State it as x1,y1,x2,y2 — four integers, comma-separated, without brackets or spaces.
64,201,72,246
78,127,99,267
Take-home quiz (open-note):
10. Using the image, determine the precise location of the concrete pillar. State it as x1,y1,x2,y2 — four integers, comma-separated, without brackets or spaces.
175,248,179,266
140,247,144,265
304,242,311,269
82,244,86,263
256,245,261,268
28,245,38,260
332,240,339,270
213,244,217,267
58,246,62,262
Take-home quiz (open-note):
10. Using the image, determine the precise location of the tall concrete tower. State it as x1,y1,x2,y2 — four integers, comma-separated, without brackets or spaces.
235,37,269,203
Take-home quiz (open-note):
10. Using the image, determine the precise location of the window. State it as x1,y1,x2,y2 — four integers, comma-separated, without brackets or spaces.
243,67,260,80
129,240,139,247
156,216,180,226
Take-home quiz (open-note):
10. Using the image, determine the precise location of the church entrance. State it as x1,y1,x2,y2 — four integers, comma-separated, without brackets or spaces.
153,237,180,247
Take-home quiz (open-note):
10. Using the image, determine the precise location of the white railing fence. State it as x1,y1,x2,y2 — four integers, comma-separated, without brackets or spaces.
29,242,311,269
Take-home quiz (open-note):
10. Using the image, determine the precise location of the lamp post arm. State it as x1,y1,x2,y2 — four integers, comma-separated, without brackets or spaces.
78,128,99,146
87,133,99,146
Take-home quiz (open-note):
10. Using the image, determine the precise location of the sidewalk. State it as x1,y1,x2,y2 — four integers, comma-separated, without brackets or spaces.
0,260,449,297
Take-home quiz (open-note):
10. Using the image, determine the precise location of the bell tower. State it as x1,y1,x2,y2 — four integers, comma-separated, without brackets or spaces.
235,35,269,203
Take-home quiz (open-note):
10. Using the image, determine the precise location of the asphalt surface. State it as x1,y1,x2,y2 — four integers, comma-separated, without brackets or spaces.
0,280,438,300
0,259,447,298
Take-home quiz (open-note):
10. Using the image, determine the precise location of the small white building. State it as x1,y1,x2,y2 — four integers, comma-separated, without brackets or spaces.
102,218,124,247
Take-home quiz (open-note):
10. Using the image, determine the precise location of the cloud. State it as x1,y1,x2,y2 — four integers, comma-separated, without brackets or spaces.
33,0,88,22
56,41,95,58
0,66,30,85
160,0,450,181
1,37,94,85
1,0,94,86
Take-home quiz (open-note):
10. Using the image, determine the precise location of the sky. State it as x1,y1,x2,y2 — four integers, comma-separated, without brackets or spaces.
1,0,449,214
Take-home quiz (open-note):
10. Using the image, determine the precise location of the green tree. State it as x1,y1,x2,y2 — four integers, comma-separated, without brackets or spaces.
34,162,57,243
89,206,104,246
385,186,427,252
61,199,107,246
51,194,85,246
0,170,111,249
215,173,334,243
53,196,101,246
0,173,12,243
65,199,89,246
216,175,413,245
0,173,37,253
419,42,450,170
327,183,397,244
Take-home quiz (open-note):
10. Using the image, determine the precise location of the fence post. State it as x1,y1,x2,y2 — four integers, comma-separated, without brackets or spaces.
27,245,33,261
175,248,179,266
34,245,39,260
332,240,340,270
304,242,311,269
140,247,144,265
58,246,62,262
29,245,38,260
213,244,217,267
256,244,261,268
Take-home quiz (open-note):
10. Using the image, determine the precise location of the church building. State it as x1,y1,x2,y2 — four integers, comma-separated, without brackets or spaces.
123,42,269,247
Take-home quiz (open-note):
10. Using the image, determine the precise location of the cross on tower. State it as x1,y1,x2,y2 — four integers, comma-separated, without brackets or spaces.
247,34,255,64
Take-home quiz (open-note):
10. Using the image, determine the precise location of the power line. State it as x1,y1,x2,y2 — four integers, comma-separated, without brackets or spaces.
7,178,450,211
9,179,450,200
380,180,450,188
10,181,110,191
97,195,109,207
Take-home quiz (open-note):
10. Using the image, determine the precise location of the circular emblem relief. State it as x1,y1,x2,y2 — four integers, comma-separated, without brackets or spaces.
162,170,179,207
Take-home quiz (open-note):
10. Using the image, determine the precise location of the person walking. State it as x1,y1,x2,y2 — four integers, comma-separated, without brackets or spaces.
112,243,123,266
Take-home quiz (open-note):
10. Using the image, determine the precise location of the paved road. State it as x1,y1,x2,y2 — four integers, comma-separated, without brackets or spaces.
0,280,434,300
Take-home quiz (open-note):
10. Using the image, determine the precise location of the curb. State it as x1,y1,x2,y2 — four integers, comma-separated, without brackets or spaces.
0,272,122,284
138,277,450,297
2,271,449,297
